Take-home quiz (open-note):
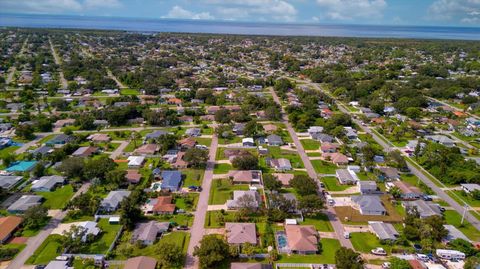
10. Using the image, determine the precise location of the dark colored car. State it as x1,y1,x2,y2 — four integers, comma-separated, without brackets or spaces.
177,225,189,230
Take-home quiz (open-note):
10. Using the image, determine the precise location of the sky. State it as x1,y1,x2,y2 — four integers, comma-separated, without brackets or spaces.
0,0,479,27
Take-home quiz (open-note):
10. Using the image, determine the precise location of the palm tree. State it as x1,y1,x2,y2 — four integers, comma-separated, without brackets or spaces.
130,131,142,149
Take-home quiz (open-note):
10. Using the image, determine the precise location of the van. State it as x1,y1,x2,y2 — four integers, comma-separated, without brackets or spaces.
344,232,350,239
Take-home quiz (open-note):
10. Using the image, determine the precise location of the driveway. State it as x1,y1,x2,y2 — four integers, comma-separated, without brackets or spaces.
109,140,129,159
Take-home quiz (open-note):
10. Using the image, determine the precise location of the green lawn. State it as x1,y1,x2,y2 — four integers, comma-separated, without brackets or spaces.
321,176,350,191
213,163,233,174
447,190,480,207
444,210,480,241
264,146,304,169
350,232,389,254
302,213,334,232
194,137,212,147
277,238,341,264
0,146,20,159
120,88,139,95
307,152,322,157
311,160,337,174
300,139,320,150
205,210,238,228
181,168,204,187
209,179,249,205
26,234,63,265
123,140,138,152
83,219,122,254
153,214,194,227
38,185,75,209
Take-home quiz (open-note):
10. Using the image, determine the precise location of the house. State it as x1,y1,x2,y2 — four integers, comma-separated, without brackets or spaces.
178,137,197,150
87,133,110,143
368,221,399,241
344,127,358,140
336,169,359,184
32,145,54,157
160,170,183,191
268,158,292,171
273,173,294,186
228,170,262,185
461,183,480,194
403,200,442,218
267,134,283,146
307,126,324,136
134,144,158,155
185,128,201,137
377,167,400,180
145,130,170,140
231,264,272,269
323,152,349,165
320,142,338,153
163,149,179,163
7,195,43,213
45,134,74,146
0,175,23,190
127,156,145,168
93,120,109,127
226,222,257,245
100,190,131,212
172,152,188,169
75,221,101,242
71,146,98,157
358,181,378,194
443,224,471,242
0,216,23,243
263,124,278,133
351,195,386,215
54,119,75,129
227,190,261,210
224,149,251,161
285,225,319,254
233,123,246,135
124,256,157,269
152,196,176,214
31,175,65,192
424,135,455,147
45,261,74,269
311,133,334,143
126,170,142,184
132,221,169,245
242,138,255,147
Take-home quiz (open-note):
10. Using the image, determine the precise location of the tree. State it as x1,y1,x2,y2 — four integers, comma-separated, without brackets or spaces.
448,238,477,257
193,235,230,269
298,194,324,216
58,157,85,179
155,134,178,154
105,170,127,187
236,193,258,214
67,192,100,215
1,154,15,168
83,156,117,180
62,225,88,253
214,109,231,123
130,131,142,149
242,242,256,256
32,163,46,178
263,174,282,191
231,154,258,170
290,175,317,196
156,242,184,268
75,114,95,130
335,247,364,269
243,120,263,137
389,257,412,269
389,186,403,199
23,205,48,229
465,256,480,269
120,191,143,230
15,124,35,139
184,148,209,168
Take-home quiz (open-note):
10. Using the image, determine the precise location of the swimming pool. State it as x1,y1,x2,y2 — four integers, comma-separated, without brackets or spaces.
276,231,290,253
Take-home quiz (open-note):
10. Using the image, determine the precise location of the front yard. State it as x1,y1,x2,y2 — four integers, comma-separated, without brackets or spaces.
350,232,389,254
311,160,338,174
38,185,75,209
209,179,249,205
301,213,334,232
321,176,350,192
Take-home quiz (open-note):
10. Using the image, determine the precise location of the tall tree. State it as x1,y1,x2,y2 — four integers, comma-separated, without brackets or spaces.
193,235,230,269
335,247,364,269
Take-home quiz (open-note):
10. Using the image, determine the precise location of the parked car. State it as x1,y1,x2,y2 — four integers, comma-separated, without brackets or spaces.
371,247,387,256
177,225,189,230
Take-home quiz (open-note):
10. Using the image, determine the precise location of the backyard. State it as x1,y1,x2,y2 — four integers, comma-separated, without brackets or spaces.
277,238,341,264
311,160,337,174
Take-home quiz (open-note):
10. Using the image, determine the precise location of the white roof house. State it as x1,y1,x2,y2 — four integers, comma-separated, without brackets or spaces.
75,221,101,242
127,156,145,167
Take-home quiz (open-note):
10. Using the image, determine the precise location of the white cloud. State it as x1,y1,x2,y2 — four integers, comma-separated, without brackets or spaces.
315,0,387,21
203,0,298,22
0,0,123,14
163,5,214,20
428,0,480,24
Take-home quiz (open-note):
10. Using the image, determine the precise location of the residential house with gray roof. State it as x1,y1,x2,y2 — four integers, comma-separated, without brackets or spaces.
100,190,131,212
7,195,43,213
351,195,386,215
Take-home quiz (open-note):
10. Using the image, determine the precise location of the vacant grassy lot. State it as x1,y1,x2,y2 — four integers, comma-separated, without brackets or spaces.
181,168,204,187
38,185,75,209
311,160,337,174
213,163,233,174
300,139,320,150
27,234,63,264
302,213,334,232
444,210,480,241
277,238,341,264
350,232,389,253
321,176,350,191
153,214,194,227
209,179,249,205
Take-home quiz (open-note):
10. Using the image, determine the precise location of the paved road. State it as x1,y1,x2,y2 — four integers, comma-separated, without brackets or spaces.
185,134,219,269
269,87,353,249
6,67,16,85
49,38,68,90
7,183,91,269
302,80,480,231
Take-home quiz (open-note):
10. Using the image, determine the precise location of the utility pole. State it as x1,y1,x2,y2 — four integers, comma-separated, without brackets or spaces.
461,204,468,225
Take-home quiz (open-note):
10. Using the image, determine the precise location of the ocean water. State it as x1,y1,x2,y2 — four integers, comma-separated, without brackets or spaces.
1,13,480,40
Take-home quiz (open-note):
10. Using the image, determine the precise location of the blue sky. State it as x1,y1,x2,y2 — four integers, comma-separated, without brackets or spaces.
1,0,479,27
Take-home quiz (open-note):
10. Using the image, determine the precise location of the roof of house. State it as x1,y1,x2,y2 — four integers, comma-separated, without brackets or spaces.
285,225,318,252
160,170,182,190
0,216,23,241
32,145,53,155
359,181,377,191
127,156,145,166
185,128,201,136
87,133,110,142
403,200,441,218
273,173,294,186
152,196,176,213
0,175,23,190
461,183,480,192
228,170,261,183
231,263,271,269
225,222,257,244
72,146,97,157
352,195,386,213
125,256,157,269
101,190,131,209
263,124,277,132
126,170,142,183
269,158,292,169
324,152,349,164
227,190,260,209
267,134,283,144
31,175,65,191
145,130,170,140
47,134,73,145
134,144,158,155
76,221,101,241
368,221,399,241
336,169,358,183
7,195,43,212
132,221,169,243
178,137,197,148
45,260,73,269
377,167,400,179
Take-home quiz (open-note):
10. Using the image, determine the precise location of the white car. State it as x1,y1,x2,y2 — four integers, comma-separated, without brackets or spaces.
371,247,387,256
